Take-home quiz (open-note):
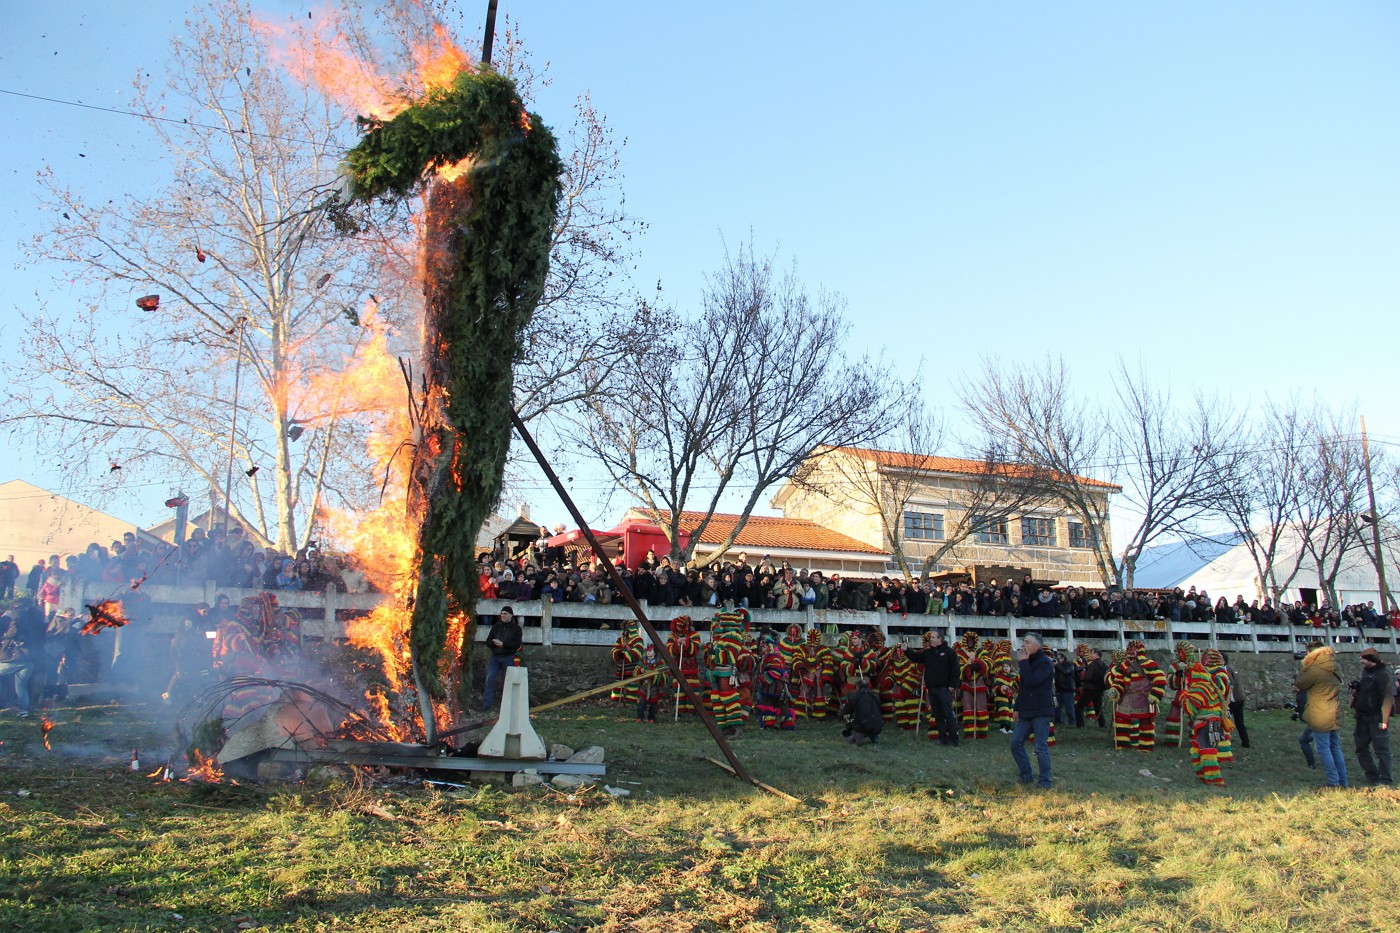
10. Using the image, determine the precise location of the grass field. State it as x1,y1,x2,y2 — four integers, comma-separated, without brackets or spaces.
1,699,1397,932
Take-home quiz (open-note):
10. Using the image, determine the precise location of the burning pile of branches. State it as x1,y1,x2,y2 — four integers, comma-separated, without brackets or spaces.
81,600,128,635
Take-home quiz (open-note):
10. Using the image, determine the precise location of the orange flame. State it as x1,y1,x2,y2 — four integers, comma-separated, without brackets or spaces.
40,716,54,751
81,601,127,636
186,752,225,784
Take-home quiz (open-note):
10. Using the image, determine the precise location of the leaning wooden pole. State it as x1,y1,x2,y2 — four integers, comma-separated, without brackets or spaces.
509,410,758,786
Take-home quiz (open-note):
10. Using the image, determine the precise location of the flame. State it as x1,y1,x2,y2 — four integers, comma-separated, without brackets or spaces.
436,156,473,183
81,601,128,636
186,752,225,784
253,5,472,123
40,716,54,751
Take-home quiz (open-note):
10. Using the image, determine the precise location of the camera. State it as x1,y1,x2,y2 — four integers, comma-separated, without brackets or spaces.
1347,680,1361,691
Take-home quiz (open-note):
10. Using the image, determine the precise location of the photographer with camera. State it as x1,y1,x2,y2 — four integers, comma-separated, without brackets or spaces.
1351,648,1393,786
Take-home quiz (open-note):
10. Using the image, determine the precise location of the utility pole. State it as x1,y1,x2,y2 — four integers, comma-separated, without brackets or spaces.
1360,415,1393,613
221,318,248,534
481,0,500,67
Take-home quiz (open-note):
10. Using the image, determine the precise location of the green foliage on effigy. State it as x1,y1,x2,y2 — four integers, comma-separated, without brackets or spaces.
345,69,561,699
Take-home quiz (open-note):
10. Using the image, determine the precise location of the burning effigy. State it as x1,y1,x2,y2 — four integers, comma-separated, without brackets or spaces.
336,62,560,742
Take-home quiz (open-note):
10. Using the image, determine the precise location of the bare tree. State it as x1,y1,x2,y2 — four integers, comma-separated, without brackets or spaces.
1211,396,1319,603
6,3,391,552
1107,362,1240,589
1295,409,1369,609
576,241,907,563
4,2,642,551
960,356,1120,586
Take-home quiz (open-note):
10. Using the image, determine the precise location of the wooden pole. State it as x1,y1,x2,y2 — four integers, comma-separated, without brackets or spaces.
529,670,654,715
509,410,758,786
481,0,500,67
1361,416,1394,614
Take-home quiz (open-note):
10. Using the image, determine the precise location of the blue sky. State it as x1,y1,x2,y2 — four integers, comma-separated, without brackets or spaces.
2,1,1399,532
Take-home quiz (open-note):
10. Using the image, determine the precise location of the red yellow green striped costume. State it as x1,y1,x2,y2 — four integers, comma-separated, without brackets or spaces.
1180,660,1227,786
704,611,746,733
957,633,990,740
1104,641,1166,751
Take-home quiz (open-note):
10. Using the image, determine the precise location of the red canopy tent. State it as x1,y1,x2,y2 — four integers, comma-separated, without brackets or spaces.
544,520,689,570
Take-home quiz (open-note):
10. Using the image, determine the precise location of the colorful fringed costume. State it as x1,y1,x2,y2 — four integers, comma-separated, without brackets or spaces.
1201,648,1235,763
665,615,702,715
754,642,797,730
988,640,1018,732
1074,643,1098,722
704,610,746,733
865,631,895,720
634,647,668,723
884,645,923,730
1180,660,1227,785
834,631,874,699
777,623,806,690
957,632,990,740
1164,642,1200,745
610,621,645,703
1104,641,1167,751
793,629,835,719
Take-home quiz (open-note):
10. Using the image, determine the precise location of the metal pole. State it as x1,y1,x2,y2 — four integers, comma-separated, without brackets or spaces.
481,0,500,67
509,409,757,785
221,319,247,534
1361,416,1393,613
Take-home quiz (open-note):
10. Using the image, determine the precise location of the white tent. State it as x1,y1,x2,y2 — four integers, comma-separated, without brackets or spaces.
1135,523,1400,608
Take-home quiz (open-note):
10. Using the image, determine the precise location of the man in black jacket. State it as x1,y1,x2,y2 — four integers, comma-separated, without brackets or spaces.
1010,633,1055,788
906,630,960,746
481,605,523,712
1352,647,1393,785
840,678,884,746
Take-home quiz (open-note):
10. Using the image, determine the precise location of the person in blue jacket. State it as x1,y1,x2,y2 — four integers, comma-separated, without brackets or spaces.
1010,633,1055,788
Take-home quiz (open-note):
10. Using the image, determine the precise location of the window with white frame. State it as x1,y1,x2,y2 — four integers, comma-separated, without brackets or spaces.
903,510,945,541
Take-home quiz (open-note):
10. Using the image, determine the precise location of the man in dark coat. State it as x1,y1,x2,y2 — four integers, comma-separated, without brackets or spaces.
481,605,523,711
840,678,884,746
0,555,18,600
1010,633,1055,788
906,630,960,746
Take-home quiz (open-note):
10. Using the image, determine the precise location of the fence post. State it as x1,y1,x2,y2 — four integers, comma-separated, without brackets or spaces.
1249,624,1260,655
1065,618,1076,652
1117,619,1127,650
1289,624,1299,653
322,586,338,640
540,597,553,647
1208,619,1219,650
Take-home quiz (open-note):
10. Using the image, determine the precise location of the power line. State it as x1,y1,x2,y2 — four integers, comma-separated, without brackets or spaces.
0,86,329,147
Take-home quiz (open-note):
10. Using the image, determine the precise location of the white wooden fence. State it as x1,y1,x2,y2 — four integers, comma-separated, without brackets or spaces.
60,580,1399,655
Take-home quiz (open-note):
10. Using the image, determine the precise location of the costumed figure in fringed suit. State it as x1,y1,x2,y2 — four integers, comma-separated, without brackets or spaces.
704,610,746,734
1164,642,1200,745
754,640,797,730
736,627,759,722
665,615,702,715
834,631,872,700
957,632,990,740
1200,648,1235,763
1180,658,1228,785
989,639,1018,733
865,630,895,721
793,629,834,719
1104,640,1167,751
885,644,923,730
213,594,280,721
634,643,668,724
778,623,806,693
610,620,645,704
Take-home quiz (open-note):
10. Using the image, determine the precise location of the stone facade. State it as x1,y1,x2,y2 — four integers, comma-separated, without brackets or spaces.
774,447,1118,586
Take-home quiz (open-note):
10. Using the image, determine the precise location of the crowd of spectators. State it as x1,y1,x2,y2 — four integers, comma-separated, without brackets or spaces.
0,526,377,621
472,539,1400,632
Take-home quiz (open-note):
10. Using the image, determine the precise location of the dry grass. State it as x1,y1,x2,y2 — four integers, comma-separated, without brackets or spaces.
1,700,1396,932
